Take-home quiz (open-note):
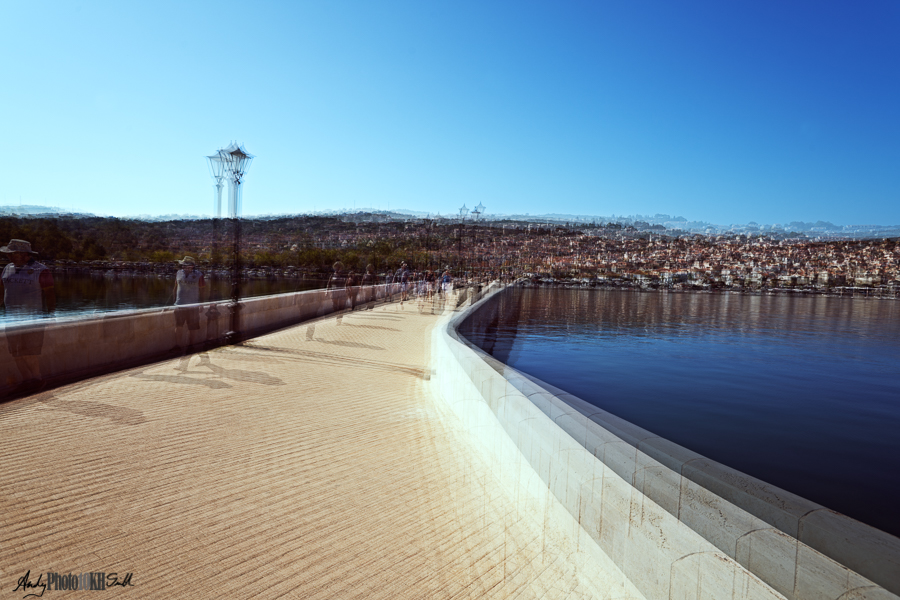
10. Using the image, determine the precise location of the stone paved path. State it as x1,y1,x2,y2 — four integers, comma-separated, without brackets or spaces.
0,301,639,599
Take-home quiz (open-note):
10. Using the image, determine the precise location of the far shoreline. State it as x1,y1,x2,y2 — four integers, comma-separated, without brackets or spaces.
518,277,899,300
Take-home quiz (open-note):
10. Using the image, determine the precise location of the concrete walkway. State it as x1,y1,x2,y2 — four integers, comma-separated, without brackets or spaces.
0,301,637,599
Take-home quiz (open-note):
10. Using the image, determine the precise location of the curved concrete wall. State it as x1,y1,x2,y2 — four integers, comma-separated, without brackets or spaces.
430,283,900,600
1,284,400,400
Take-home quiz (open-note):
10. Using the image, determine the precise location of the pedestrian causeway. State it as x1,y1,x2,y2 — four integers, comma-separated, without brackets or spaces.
0,303,637,599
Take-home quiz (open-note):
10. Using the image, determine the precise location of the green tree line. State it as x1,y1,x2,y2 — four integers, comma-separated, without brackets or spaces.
0,216,462,274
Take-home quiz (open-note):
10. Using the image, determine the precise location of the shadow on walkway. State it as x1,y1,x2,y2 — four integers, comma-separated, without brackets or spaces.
309,338,386,351
247,343,430,380
0,389,148,426
129,372,233,389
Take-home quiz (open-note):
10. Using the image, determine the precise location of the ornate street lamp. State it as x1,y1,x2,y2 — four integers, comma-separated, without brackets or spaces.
206,152,228,268
471,203,485,278
222,142,254,219
220,142,255,343
206,152,227,219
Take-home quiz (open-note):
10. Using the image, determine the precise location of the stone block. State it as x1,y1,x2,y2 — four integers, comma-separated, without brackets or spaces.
590,407,656,449
632,458,682,519
525,390,555,419
554,389,603,419
516,419,539,471
545,393,578,422
583,421,618,460
602,439,639,485
508,393,544,425
578,477,603,541
549,453,568,507
503,370,531,392
793,542,875,600
677,477,768,559
734,527,798,599
598,472,632,569
623,512,682,600
495,396,519,438
682,457,820,538
511,374,549,399
553,416,585,458
484,372,507,410
563,442,597,488
537,446,552,488
638,435,705,474
552,391,589,417
525,413,561,459
670,551,784,600
798,509,900,597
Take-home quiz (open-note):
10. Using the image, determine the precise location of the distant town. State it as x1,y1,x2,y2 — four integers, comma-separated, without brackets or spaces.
2,208,900,295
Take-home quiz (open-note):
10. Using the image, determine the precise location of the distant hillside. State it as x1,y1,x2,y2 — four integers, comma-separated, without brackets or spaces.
4,205,899,244
0,214,444,271
0,204,93,217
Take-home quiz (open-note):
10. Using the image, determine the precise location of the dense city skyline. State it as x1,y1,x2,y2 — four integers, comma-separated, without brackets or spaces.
3,2,898,224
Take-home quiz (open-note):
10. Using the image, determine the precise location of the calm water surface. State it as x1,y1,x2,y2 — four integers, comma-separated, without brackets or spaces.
459,287,900,537
1,271,326,325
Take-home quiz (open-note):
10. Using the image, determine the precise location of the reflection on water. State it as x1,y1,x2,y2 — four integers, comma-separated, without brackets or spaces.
1,271,327,325
459,287,900,538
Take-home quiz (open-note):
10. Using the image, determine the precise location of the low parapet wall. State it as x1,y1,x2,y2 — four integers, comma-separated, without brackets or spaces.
430,283,900,600
1,284,399,400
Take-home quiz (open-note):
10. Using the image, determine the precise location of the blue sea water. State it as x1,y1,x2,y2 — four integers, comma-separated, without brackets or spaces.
458,287,900,538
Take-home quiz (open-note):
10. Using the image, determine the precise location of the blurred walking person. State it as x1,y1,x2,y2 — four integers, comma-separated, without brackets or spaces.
172,256,207,369
398,262,410,307
425,270,436,299
327,261,349,324
347,269,360,311
362,264,377,310
384,268,395,304
441,270,453,295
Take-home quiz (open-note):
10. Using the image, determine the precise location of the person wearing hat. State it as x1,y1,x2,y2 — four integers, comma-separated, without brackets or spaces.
172,256,206,356
0,239,56,389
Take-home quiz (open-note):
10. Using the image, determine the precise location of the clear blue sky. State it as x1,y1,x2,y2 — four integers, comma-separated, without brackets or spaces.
3,1,898,225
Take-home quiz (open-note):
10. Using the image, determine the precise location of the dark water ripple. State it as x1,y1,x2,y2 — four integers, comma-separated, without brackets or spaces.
459,287,900,538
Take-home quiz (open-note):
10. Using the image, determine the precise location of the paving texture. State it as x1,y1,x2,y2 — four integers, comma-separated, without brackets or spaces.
0,300,629,599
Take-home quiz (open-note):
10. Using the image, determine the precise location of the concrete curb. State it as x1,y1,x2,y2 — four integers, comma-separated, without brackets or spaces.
0,284,401,402
430,283,899,600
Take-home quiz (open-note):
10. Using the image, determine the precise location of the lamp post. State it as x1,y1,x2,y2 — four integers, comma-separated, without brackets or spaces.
207,153,227,219
501,223,506,280
471,203,485,280
422,218,432,271
220,142,255,344
206,152,227,267
458,204,468,280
